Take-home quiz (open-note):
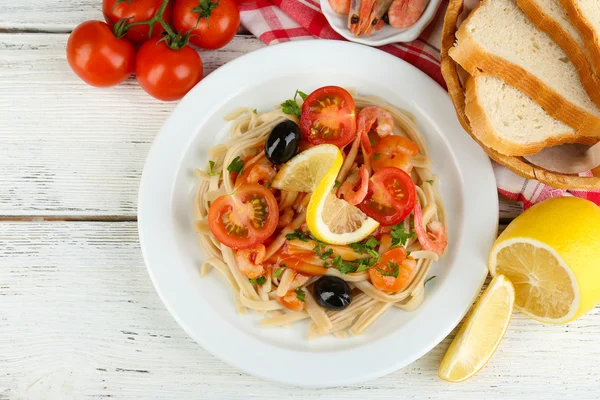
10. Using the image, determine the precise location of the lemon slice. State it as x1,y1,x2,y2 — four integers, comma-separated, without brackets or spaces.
438,274,515,383
489,197,600,324
306,173,379,245
272,144,343,192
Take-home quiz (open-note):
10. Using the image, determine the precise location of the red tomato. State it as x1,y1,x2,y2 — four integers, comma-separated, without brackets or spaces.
135,38,203,101
278,290,304,311
103,0,172,43
173,0,240,50
66,21,135,88
372,135,420,173
369,247,416,292
357,167,416,226
300,86,357,147
208,184,279,249
279,255,328,276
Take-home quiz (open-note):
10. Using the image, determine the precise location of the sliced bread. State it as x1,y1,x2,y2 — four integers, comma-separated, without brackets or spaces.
560,0,600,71
517,0,600,107
449,0,600,137
464,73,596,155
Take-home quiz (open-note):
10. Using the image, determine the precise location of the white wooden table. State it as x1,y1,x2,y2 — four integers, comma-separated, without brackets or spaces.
1,2,599,399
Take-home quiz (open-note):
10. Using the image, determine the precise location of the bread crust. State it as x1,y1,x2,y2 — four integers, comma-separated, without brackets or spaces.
560,0,600,71
440,0,600,189
449,0,600,137
518,0,600,108
465,72,596,156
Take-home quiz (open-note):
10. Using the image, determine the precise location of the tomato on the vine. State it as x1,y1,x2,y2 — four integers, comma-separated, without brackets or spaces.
103,0,173,43
66,21,135,87
135,37,203,101
208,184,279,249
173,0,240,50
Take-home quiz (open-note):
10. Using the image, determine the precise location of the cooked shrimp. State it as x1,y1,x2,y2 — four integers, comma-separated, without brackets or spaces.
348,0,362,34
329,0,351,14
338,165,369,205
365,0,394,34
413,203,447,255
388,0,429,29
357,106,394,154
372,135,419,173
278,207,294,228
235,244,266,279
357,0,377,34
247,164,276,185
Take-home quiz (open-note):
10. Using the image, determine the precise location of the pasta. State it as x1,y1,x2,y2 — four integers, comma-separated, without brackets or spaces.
193,90,447,338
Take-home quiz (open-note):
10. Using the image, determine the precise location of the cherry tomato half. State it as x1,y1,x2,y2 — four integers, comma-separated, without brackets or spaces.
173,0,240,50
369,247,416,292
357,167,416,226
372,135,419,173
300,86,357,147
103,0,172,43
135,38,203,101
66,21,135,88
208,184,279,249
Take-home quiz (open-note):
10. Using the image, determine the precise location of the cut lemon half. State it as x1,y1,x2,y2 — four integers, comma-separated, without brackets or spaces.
306,174,379,245
439,274,515,383
489,197,600,324
272,144,343,192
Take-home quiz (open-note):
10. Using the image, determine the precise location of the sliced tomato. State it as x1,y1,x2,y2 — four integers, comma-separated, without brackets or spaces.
279,255,327,276
372,135,419,173
208,184,279,249
357,167,416,226
278,290,305,311
368,247,416,292
300,86,357,147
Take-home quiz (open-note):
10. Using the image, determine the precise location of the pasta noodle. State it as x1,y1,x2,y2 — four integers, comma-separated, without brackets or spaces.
193,91,447,338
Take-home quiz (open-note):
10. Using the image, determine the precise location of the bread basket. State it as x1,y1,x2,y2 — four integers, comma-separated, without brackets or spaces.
440,0,600,189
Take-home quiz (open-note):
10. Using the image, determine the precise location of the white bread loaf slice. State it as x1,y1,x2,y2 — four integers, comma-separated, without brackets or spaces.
517,0,600,106
465,73,583,155
449,0,600,137
560,0,600,71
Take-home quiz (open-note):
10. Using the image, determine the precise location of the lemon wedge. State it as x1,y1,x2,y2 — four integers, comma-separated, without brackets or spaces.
439,274,515,383
272,144,342,192
489,197,600,324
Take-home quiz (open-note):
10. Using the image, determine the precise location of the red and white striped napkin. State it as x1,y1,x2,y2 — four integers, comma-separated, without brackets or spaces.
238,0,600,208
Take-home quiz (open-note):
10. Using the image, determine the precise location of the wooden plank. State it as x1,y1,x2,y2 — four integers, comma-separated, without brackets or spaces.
1,222,599,398
0,33,264,217
0,32,523,220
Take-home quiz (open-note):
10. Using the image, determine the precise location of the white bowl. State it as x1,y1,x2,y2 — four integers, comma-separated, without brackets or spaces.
138,40,498,387
321,0,443,45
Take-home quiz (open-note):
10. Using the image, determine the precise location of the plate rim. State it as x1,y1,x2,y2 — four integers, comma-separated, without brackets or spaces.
138,40,498,388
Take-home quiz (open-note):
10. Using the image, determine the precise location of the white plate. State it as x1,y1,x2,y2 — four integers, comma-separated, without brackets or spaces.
138,40,497,388
321,0,443,45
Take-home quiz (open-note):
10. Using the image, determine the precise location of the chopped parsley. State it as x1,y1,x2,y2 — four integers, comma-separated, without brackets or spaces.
350,236,381,258
390,222,415,248
378,261,400,278
249,276,266,285
207,160,219,176
295,286,306,302
425,179,435,185
227,156,244,173
334,180,341,187
281,90,307,117
314,243,334,260
424,275,437,285
273,265,285,279
373,153,381,160
265,181,272,189
253,109,258,114
286,229,310,242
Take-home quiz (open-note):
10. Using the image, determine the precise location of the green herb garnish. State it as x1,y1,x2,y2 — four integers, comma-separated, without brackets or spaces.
273,266,285,279
378,261,399,278
280,90,307,117
286,229,310,242
249,276,266,285
314,243,334,260
390,223,415,248
295,287,306,302
425,179,435,185
424,275,437,285
253,109,258,114
334,180,341,187
265,181,272,189
207,160,219,176
373,153,381,160
227,156,244,173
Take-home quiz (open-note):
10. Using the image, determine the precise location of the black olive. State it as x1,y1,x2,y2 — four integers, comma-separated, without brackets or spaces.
265,120,301,164
313,276,352,311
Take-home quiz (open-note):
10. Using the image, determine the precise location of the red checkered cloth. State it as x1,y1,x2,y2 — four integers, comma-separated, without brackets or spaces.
238,0,600,208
